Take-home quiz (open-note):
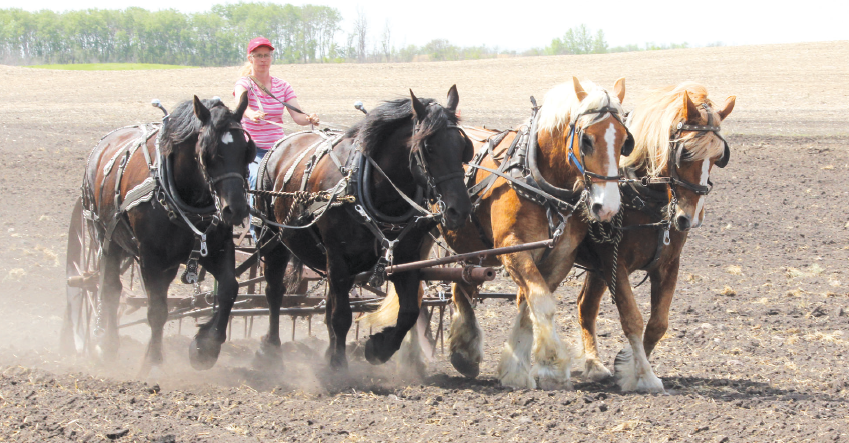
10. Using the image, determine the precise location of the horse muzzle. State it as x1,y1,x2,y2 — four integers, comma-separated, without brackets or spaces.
588,182,621,222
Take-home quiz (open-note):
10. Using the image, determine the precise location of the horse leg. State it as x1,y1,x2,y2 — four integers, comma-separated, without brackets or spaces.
496,291,535,389
448,281,484,378
611,265,664,393
189,239,238,370
504,252,572,390
576,272,614,381
94,249,123,361
138,262,178,376
325,258,354,370
365,271,420,366
395,297,428,380
254,244,291,368
644,262,679,358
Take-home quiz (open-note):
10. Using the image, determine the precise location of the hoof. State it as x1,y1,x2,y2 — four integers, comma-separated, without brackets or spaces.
537,376,573,391
188,337,221,371
450,352,481,379
252,342,283,370
584,358,613,382
364,333,392,365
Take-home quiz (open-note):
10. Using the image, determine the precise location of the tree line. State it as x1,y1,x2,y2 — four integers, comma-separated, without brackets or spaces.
0,4,706,66
0,4,342,65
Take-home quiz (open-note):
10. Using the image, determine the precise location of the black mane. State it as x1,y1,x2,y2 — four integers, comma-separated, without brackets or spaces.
160,98,233,157
346,97,459,156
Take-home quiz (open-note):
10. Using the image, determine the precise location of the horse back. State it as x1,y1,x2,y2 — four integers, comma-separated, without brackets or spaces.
263,131,353,221
86,126,156,216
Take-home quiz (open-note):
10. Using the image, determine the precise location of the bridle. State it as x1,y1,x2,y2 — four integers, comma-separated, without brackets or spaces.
658,103,731,203
567,102,634,191
409,119,470,218
196,121,253,216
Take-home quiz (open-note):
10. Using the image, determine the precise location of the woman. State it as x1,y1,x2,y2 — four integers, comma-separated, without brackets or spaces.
234,36,320,192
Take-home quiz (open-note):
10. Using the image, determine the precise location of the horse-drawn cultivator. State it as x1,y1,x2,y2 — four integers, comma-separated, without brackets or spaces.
64,193,547,356
63,76,735,393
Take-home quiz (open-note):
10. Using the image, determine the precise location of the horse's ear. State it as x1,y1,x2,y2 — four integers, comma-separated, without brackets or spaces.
682,93,701,123
718,95,736,121
410,89,426,121
193,95,210,125
572,77,588,102
234,91,249,121
446,84,459,113
613,77,626,104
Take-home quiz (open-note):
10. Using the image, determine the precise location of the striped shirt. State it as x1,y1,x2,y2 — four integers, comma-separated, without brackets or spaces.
235,76,297,152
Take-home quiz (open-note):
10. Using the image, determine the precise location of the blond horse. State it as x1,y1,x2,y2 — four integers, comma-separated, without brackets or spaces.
432,78,632,389
575,82,735,392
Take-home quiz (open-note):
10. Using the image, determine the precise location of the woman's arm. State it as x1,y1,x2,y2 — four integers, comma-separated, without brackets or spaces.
285,98,319,126
234,83,264,122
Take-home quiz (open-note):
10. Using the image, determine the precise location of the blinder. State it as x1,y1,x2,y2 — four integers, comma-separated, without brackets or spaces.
410,123,469,202
622,131,635,157
667,103,732,196
569,103,630,183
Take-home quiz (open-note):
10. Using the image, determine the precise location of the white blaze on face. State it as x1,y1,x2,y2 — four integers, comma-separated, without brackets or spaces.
221,132,234,145
590,123,621,221
692,159,711,227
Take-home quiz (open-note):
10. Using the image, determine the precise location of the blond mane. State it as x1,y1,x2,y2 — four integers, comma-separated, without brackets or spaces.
622,82,726,176
537,80,625,137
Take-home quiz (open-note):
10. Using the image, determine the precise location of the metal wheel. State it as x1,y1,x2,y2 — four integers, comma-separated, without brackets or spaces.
61,198,145,356
61,197,101,356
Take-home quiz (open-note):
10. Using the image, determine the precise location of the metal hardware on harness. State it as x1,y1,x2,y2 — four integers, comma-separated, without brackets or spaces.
354,204,372,223
200,233,209,257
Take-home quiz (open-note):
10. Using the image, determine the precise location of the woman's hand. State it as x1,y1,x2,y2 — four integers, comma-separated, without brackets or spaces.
244,108,266,122
307,113,320,125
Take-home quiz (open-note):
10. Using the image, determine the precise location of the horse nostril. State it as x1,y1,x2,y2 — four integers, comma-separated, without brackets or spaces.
591,202,603,216
445,207,459,221
676,215,691,231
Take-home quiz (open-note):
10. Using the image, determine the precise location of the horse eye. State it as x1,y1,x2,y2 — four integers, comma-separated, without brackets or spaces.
581,134,594,151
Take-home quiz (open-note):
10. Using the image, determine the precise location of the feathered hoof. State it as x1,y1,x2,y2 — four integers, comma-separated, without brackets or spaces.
584,358,613,382
450,351,481,379
533,365,573,391
188,337,221,371
499,370,536,390
613,346,665,393
537,376,573,391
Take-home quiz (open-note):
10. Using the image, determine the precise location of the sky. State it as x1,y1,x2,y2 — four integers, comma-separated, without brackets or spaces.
5,0,848,50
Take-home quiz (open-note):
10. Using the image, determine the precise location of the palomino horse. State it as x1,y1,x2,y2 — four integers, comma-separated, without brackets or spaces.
253,87,473,370
442,78,632,389
575,82,735,392
77,94,255,373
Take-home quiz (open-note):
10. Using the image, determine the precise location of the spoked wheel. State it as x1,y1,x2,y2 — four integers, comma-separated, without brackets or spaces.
61,198,145,357
61,197,101,356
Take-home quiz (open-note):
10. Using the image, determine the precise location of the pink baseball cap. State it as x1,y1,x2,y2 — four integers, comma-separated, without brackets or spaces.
247,37,275,54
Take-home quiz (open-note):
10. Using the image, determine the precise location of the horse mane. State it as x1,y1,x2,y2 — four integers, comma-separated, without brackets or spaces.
537,80,625,137
160,98,233,158
346,97,458,156
622,82,725,176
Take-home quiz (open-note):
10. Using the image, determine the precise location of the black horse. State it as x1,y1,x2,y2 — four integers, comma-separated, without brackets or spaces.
80,93,254,373
213,87,474,372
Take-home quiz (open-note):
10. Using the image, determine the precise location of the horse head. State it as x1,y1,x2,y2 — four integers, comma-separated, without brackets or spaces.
193,92,256,225
538,77,631,222
409,85,473,230
665,91,735,231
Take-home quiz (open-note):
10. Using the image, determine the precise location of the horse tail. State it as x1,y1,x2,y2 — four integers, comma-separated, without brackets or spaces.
358,284,400,329
358,281,426,329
